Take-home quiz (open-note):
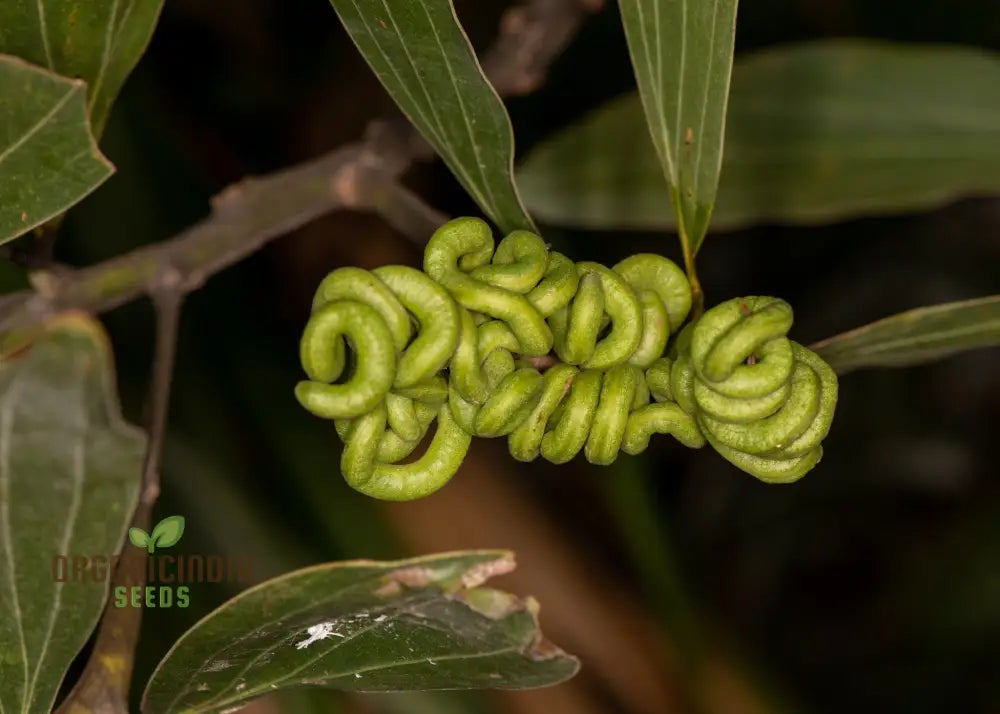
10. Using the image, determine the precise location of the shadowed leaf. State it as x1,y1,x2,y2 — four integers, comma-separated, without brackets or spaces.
0,315,145,714
812,295,1000,374
142,551,578,713
518,41,1000,232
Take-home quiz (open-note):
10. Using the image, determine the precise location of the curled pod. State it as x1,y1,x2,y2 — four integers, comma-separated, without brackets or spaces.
547,255,691,370
296,265,460,420
612,254,693,367
423,217,558,357
688,297,838,483
502,363,704,466
338,396,473,501
296,264,465,500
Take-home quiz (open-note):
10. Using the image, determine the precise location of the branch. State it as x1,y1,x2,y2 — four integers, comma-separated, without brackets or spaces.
0,129,440,333
483,0,604,96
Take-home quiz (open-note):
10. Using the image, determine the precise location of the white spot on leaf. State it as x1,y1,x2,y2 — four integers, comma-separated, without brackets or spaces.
203,660,233,672
295,621,342,650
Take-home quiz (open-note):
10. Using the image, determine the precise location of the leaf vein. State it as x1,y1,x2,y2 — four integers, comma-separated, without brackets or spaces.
21,438,87,710
0,85,76,167
0,372,30,714
418,1,498,217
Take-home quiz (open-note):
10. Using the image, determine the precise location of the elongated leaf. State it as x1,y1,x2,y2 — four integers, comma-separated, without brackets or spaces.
328,0,535,233
142,551,578,713
618,0,738,255
518,41,1000,231
0,56,113,244
0,0,164,135
811,295,1000,374
0,315,145,714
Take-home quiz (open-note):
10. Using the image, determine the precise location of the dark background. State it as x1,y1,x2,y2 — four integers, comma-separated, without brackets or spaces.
45,0,1000,712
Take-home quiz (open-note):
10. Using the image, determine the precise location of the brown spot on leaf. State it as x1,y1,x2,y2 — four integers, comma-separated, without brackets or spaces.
460,554,516,589
375,565,437,596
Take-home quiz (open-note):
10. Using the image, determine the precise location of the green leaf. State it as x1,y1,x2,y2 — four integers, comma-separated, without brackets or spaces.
0,55,114,245
0,0,164,136
811,295,1000,375
618,0,738,256
128,526,150,549
327,0,535,234
149,514,185,550
142,551,578,713
518,41,1000,232
0,315,146,714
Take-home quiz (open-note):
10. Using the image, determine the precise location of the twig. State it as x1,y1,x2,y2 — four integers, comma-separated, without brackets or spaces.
54,293,184,714
0,136,436,333
141,290,184,501
483,0,604,96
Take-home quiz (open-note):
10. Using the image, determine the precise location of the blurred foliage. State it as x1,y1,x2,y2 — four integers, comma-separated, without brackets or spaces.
518,41,1000,232
0,0,996,713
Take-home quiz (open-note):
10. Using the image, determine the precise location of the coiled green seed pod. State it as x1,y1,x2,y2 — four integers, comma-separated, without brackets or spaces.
433,217,698,465
295,217,838,500
686,297,839,484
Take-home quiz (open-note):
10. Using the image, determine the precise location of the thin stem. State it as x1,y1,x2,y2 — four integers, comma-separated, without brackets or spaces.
141,290,183,501
679,224,704,318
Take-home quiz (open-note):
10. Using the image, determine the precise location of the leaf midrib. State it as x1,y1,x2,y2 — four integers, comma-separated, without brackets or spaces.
0,372,29,714
828,319,1000,358
22,438,87,712
357,0,494,218
0,84,76,167
88,0,127,117
206,643,535,714
34,0,54,68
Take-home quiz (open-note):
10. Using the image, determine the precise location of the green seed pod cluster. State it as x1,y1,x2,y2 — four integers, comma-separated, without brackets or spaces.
666,297,839,483
296,217,838,500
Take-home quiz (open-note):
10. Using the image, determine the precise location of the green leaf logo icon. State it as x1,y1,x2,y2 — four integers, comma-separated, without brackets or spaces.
129,516,185,553
128,527,150,550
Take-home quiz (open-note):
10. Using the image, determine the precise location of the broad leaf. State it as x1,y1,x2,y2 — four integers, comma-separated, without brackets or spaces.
0,315,145,714
0,56,113,245
518,41,1000,231
0,0,164,135
328,0,535,233
812,295,1000,374
618,0,738,256
142,551,578,713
